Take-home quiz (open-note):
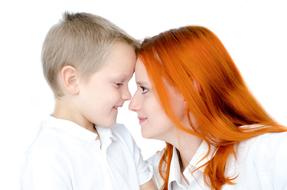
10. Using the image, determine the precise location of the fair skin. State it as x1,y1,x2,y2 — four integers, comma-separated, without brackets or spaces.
54,42,156,189
54,42,135,131
129,59,202,170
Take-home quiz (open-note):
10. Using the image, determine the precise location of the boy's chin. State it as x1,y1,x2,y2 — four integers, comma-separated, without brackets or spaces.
97,118,117,128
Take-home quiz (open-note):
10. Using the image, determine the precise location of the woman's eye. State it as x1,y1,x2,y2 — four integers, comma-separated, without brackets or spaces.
140,86,149,94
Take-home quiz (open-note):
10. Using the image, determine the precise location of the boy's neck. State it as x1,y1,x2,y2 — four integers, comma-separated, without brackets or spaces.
53,99,98,134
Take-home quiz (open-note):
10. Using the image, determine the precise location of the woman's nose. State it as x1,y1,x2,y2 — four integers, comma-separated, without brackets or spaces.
128,94,140,112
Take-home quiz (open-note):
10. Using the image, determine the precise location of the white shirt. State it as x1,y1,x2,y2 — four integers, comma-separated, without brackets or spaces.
21,116,152,190
149,131,287,190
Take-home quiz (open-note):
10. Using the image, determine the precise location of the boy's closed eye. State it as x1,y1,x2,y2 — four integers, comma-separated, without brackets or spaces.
114,82,124,88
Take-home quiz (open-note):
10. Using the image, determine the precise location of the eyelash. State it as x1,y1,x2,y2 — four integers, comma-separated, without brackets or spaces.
140,86,149,94
115,82,123,88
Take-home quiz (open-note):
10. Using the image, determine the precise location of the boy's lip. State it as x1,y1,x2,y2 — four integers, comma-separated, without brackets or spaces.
113,104,123,109
112,106,119,111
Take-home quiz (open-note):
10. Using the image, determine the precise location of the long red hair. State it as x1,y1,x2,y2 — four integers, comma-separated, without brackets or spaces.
138,26,286,190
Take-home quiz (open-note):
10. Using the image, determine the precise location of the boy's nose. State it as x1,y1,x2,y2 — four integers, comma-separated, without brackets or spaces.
122,89,132,101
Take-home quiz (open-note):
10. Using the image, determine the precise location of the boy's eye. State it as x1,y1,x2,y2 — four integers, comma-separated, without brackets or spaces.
115,82,123,88
140,86,149,94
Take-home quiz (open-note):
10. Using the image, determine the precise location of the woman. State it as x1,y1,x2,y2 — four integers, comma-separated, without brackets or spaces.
129,26,287,190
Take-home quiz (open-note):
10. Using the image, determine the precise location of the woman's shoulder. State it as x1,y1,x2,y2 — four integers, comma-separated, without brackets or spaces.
236,131,287,168
237,124,286,148
240,131,287,150
234,130,287,188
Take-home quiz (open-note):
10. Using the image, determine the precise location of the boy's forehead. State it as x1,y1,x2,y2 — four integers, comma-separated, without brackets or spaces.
109,71,134,80
99,60,135,77
92,42,136,80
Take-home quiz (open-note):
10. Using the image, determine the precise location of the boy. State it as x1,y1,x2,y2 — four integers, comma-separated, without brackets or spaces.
21,12,155,190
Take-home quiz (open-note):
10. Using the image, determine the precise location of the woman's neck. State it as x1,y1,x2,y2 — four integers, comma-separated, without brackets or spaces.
166,128,202,171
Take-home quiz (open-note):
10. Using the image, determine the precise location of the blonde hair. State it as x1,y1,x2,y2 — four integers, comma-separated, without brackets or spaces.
139,26,287,190
42,12,139,97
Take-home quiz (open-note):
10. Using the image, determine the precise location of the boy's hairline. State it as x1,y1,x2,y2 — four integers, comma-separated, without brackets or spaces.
43,12,139,97
53,39,138,98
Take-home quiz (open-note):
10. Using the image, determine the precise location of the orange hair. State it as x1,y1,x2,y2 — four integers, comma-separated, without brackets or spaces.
138,26,286,190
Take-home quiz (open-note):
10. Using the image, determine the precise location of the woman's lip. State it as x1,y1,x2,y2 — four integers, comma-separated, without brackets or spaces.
138,117,147,124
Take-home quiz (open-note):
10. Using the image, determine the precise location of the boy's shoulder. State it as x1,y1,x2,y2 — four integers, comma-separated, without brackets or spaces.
25,120,68,156
25,116,85,158
111,123,130,136
147,149,165,189
110,123,135,144
147,149,164,168
105,123,143,154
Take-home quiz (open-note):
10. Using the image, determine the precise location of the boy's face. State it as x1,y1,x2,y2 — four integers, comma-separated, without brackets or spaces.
76,42,136,128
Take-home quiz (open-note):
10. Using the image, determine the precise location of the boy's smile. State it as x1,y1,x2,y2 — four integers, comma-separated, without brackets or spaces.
74,41,136,129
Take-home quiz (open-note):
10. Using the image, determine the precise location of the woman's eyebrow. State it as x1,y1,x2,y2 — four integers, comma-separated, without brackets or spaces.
136,81,149,86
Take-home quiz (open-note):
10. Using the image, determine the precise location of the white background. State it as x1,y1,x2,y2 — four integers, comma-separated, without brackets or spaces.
0,0,287,189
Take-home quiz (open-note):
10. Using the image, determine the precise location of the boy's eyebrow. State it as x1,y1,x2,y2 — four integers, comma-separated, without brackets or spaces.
111,74,129,80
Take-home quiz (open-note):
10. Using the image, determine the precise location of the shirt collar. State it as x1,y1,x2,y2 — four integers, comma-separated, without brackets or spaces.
43,116,116,148
183,124,261,173
182,141,216,185
96,125,117,150
186,140,215,172
168,141,216,188
168,146,188,189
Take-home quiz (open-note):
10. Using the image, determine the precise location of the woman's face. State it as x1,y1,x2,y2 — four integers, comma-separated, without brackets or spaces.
129,59,186,140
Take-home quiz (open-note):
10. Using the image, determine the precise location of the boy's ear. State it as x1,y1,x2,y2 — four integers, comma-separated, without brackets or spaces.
59,65,80,95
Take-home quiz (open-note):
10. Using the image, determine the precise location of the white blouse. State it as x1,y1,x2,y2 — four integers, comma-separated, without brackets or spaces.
149,131,287,190
21,116,152,190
